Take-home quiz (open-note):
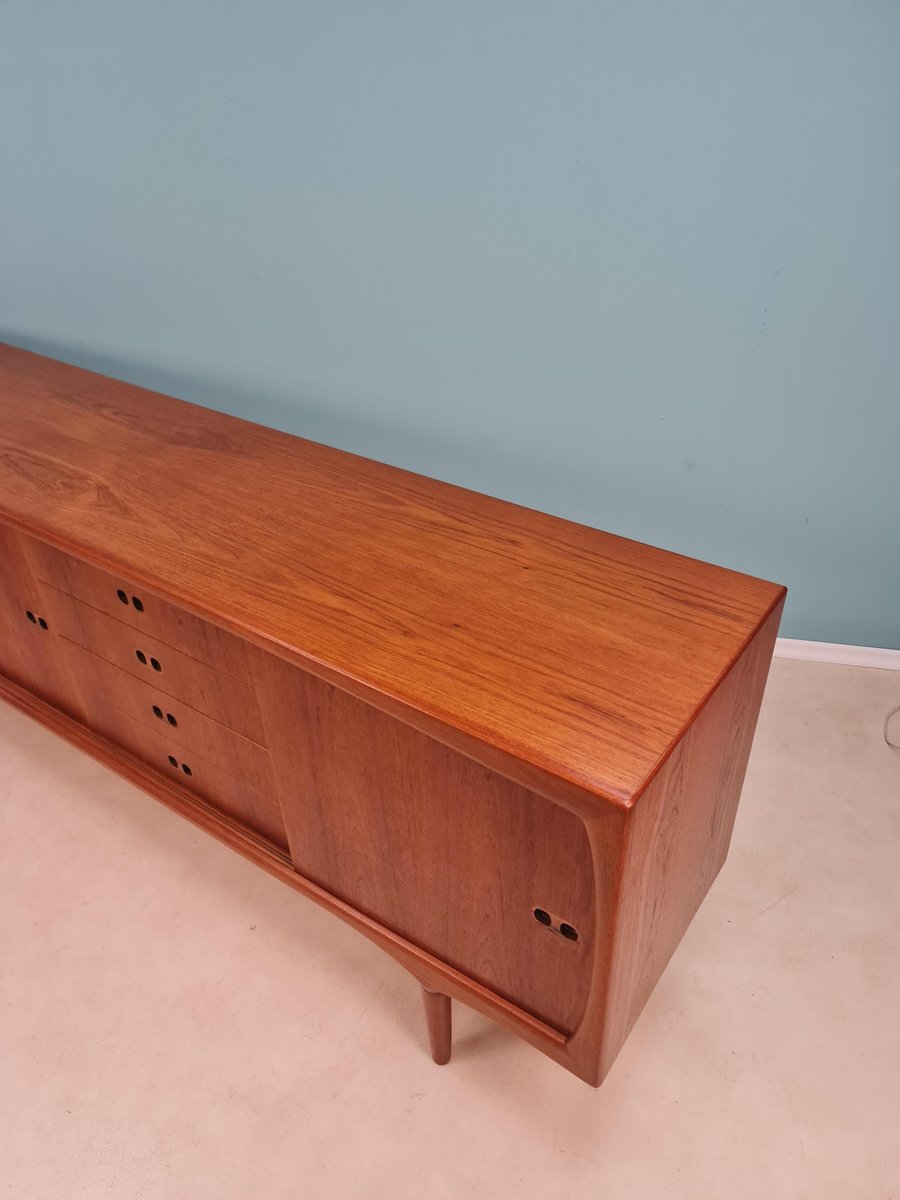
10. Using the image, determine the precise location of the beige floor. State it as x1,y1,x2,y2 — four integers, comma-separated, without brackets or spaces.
2,658,898,1199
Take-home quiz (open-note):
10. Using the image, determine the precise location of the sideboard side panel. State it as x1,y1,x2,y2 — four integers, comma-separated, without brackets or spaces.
598,597,784,1079
253,653,606,1036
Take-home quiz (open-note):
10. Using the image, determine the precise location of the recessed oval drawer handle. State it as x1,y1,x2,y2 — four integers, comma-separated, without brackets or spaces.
135,649,162,672
151,704,178,726
532,906,579,943
117,588,144,612
166,754,192,777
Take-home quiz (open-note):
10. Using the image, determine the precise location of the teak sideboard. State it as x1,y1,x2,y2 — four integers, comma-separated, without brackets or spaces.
0,344,785,1086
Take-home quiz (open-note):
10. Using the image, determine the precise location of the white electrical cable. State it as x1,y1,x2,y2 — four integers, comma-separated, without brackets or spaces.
885,705,900,750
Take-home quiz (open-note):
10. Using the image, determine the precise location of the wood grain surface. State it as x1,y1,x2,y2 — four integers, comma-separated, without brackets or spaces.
29,537,255,682
254,654,604,1034
596,597,784,1077
0,522,89,722
108,707,287,849
61,638,276,796
0,343,785,810
38,584,266,743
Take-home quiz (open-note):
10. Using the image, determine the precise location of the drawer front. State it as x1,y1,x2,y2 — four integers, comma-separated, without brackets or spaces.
41,586,266,743
30,539,253,683
108,708,288,851
0,524,88,720
63,639,275,796
0,581,79,716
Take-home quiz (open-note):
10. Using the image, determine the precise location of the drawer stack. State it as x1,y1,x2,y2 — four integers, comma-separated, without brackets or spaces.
0,524,89,722
11,531,289,852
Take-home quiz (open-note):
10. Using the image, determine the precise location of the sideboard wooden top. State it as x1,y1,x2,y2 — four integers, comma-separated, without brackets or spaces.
0,344,784,811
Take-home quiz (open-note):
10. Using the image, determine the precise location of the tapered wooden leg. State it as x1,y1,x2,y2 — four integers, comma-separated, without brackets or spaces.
421,986,452,1065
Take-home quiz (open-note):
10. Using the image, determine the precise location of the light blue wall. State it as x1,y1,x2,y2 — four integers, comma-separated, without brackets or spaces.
2,2,898,647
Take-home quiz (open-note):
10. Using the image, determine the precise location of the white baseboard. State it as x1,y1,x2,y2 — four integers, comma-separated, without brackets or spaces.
774,638,900,671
